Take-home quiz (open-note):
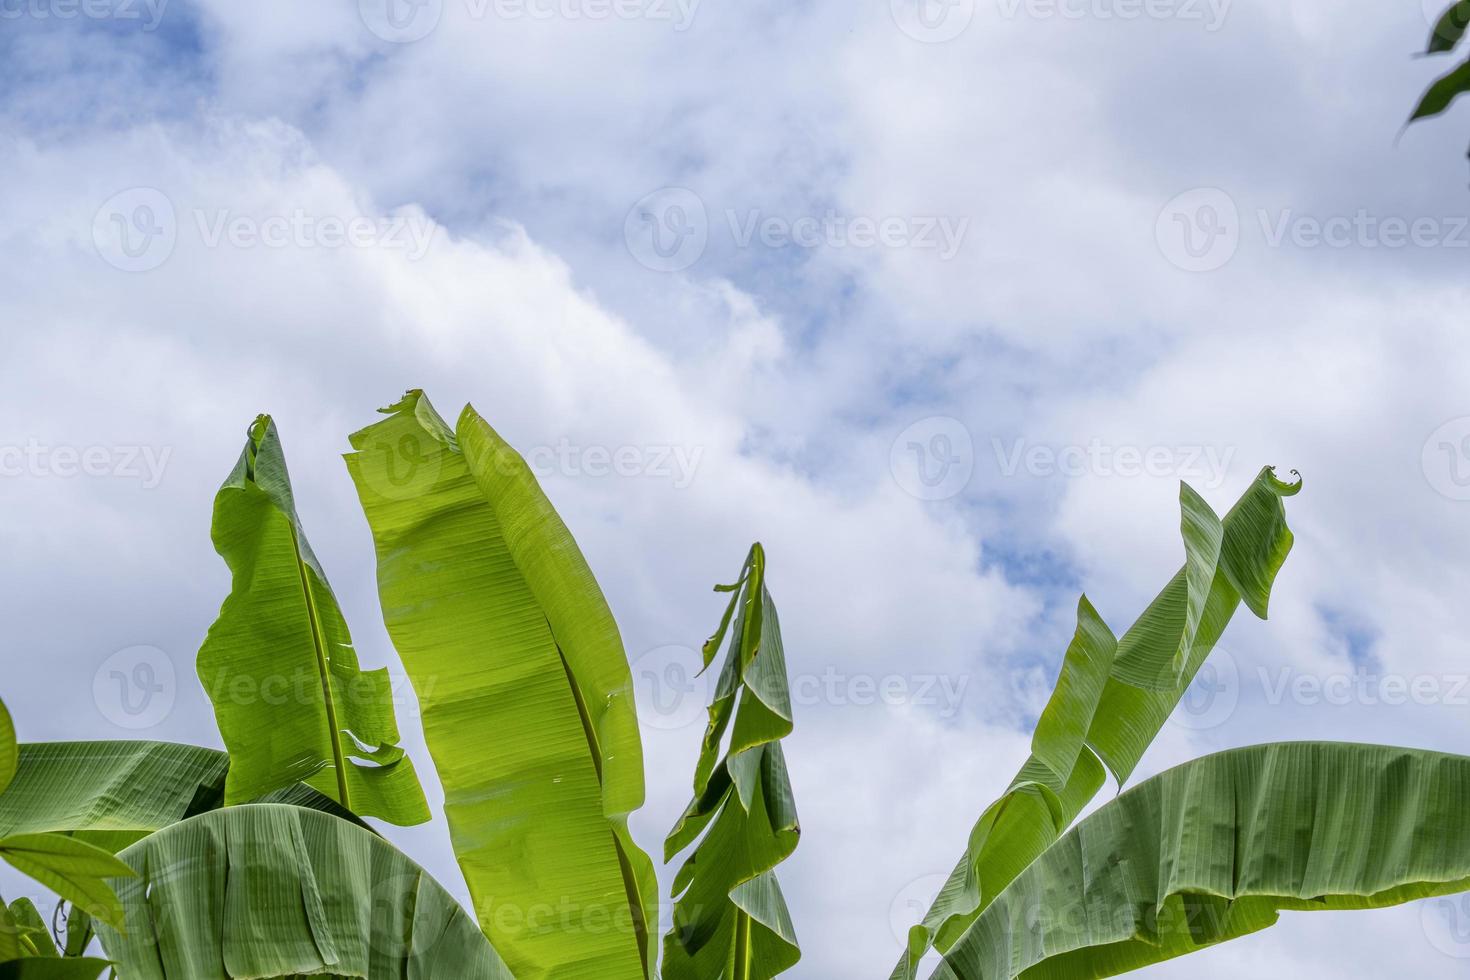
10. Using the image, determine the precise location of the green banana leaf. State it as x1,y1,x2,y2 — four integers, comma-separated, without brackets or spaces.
891,468,1300,979
95,804,512,980
933,742,1470,979
198,416,428,825
0,741,369,854
345,391,657,980
662,544,801,980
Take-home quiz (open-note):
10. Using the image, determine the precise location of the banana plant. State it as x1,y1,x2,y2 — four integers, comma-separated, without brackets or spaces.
662,544,801,980
1411,2,1470,147
891,468,1470,979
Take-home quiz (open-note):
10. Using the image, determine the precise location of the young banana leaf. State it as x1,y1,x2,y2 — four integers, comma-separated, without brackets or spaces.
933,742,1470,979
198,416,428,825
94,804,513,980
345,391,657,980
891,468,1300,979
662,544,800,980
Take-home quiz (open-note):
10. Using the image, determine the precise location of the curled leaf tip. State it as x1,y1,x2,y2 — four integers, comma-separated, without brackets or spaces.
1265,466,1303,496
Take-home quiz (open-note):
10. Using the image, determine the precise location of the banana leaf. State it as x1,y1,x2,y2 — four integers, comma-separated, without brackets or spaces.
933,742,1470,979
662,544,801,980
95,804,512,980
345,391,656,980
891,468,1300,979
0,741,369,854
198,416,427,825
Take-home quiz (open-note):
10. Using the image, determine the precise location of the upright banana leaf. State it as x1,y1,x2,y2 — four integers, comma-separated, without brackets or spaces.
891,468,1300,979
95,804,513,980
0,741,368,854
662,544,801,980
345,391,657,980
199,416,427,825
933,742,1470,979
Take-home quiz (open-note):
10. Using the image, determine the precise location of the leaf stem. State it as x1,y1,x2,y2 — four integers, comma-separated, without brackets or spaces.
289,523,351,810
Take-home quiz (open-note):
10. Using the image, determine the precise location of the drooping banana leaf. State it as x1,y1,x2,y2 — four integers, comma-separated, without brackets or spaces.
0,741,369,854
94,804,513,980
662,544,801,980
198,417,428,825
932,742,1470,979
890,468,1300,979
345,391,657,980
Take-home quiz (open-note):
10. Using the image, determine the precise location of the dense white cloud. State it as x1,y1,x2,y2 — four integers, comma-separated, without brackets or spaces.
2,0,1470,975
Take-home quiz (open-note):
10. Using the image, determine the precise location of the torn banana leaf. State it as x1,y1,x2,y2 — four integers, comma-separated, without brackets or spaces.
199,416,427,825
345,391,656,980
891,468,1300,979
663,544,800,980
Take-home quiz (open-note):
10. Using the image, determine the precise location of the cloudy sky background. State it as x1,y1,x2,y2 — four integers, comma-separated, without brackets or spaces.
3,0,1470,975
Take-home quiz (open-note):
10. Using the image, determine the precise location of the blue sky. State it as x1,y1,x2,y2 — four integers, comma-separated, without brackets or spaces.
3,0,1470,975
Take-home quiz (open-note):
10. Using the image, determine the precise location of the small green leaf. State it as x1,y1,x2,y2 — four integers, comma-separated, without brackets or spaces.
1411,58,1470,122
0,835,134,932
6,899,57,958
1428,1,1470,54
